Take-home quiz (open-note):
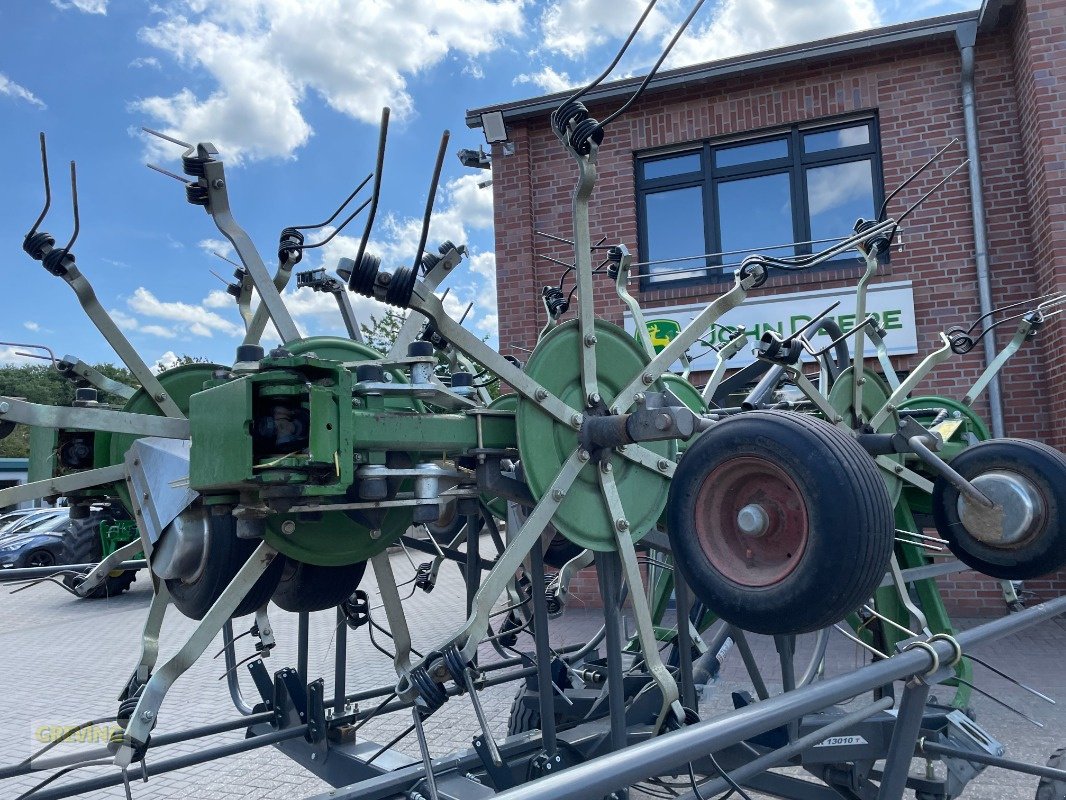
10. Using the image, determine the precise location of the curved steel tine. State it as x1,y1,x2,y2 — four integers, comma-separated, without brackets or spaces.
897,159,969,226
283,196,372,253
878,137,961,221
26,132,52,239
1035,292,1066,314
7,573,83,596
352,107,390,278
964,652,1056,704
953,676,1043,727
0,341,58,368
58,161,80,254
291,172,373,231
410,130,450,275
861,604,921,638
963,292,1054,335
212,250,242,269
145,162,192,185
458,302,474,326
141,126,193,149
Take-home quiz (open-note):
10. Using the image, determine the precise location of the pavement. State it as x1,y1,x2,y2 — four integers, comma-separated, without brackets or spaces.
0,538,1063,800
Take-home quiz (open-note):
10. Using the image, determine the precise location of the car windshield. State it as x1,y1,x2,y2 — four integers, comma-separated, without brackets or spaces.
2,510,59,535
35,513,72,533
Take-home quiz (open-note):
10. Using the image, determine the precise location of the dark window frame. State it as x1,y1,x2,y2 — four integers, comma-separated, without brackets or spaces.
635,114,885,291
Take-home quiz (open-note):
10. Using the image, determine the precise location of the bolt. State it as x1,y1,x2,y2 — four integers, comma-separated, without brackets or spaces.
857,377,866,385
600,461,612,473
156,392,168,402
887,404,896,412
894,465,904,474
578,450,590,462
281,520,296,535
641,373,654,385
634,393,646,405
212,178,225,189
133,459,140,466
142,491,149,501
615,518,629,532
834,415,844,423
552,488,566,501
571,414,583,427
584,334,598,347
657,459,670,471
535,388,548,401
0,402,8,414
545,762,552,770
654,412,673,431
311,752,318,761
141,710,154,721
588,392,601,405
370,528,381,539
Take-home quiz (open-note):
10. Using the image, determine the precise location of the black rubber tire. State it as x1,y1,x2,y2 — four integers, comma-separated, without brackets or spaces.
507,688,542,735
271,558,368,612
25,549,56,568
543,532,583,570
165,514,284,621
425,498,466,544
666,410,894,635
932,439,1066,580
61,517,137,599
815,318,850,387
1036,747,1066,800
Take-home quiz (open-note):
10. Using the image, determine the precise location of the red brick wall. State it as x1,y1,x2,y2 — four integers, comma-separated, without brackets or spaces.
491,7,1066,614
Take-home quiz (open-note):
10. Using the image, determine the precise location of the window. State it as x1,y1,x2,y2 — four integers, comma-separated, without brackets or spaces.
636,118,883,286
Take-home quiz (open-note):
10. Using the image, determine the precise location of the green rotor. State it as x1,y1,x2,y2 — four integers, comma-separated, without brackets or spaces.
517,320,674,552
827,366,902,506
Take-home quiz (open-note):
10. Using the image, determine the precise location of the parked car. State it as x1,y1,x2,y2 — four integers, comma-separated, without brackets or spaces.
0,508,66,538
0,512,72,569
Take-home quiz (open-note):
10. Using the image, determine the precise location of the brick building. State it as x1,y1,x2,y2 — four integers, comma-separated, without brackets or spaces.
466,0,1065,614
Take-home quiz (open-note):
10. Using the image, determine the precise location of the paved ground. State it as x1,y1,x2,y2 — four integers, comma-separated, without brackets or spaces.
0,539,1064,799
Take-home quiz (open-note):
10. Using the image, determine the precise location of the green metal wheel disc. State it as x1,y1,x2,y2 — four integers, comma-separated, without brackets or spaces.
517,320,674,552
827,366,902,506
660,374,707,413
481,393,517,521
110,363,223,513
262,336,415,566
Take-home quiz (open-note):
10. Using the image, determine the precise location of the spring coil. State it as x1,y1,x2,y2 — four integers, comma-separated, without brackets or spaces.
441,644,471,690
552,99,589,139
278,227,305,265
947,328,976,355
42,247,72,277
345,251,381,296
569,117,605,156
543,285,569,317
385,265,416,308
410,657,448,716
23,231,55,260
186,182,210,207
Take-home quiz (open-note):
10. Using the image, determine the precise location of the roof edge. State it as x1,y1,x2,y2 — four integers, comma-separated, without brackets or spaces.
466,10,979,129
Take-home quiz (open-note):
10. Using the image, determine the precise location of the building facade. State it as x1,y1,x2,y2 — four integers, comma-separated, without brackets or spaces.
468,0,1065,614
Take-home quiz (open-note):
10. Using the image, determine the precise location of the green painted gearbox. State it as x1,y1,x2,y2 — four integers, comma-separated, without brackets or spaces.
516,319,674,552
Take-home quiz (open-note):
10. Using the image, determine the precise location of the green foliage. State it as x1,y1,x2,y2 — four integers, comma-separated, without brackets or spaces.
0,363,138,457
155,353,210,372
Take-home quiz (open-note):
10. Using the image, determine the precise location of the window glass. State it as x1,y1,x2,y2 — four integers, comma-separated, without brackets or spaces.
643,152,701,180
644,186,706,282
717,173,795,265
806,159,875,256
803,124,870,153
715,138,787,168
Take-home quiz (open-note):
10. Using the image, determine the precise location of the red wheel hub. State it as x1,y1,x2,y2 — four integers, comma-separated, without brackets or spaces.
693,456,810,587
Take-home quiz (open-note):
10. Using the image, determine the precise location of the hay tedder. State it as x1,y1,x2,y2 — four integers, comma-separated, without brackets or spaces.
3,6,1066,800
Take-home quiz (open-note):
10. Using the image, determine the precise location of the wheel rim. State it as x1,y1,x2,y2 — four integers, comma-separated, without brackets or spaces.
693,456,809,587
28,551,54,567
958,469,1047,547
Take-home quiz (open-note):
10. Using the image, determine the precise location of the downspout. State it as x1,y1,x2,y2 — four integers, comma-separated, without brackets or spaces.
956,20,1006,438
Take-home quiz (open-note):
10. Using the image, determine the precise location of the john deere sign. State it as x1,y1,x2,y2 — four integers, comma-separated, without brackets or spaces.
624,280,918,370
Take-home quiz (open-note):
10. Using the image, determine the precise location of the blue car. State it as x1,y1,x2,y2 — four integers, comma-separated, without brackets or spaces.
0,512,72,569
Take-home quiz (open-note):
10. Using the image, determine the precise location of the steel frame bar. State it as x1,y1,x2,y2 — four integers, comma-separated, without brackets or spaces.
0,464,128,510
0,397,190,438
58,355,136,400
244,254,297,346
490,596,1066,800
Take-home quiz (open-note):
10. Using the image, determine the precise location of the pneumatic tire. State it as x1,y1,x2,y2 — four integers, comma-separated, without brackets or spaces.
62,516,137,599
666,411,894,635
271,558,368,613
166,514,284,621
931,439,1066,580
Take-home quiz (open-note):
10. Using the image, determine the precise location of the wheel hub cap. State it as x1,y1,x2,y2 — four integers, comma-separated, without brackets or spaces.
959,470,1045,547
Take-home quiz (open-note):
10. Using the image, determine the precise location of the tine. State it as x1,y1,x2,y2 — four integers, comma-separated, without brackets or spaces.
965,653,1056,704
26,132,52,238
954,677,1043,727
141,126,193,149
59,161,80,253
861,605,921,638
352,107,391,283
878,137,961,220
146,163,192,184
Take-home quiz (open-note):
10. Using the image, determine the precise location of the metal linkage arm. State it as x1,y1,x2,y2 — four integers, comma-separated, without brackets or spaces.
244,254,299,346
0,397,190,438
198,155,301,345
868,333,954,431
57,356,135,400
0,463,127,508
963,315,1035,407
851,249,880,423
611,267,763,415
613,246,656,360
701,330,749,403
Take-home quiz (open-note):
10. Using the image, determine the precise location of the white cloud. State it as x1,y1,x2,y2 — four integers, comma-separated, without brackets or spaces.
133,0,525,163
198,238,236,261
52,0,107,13
154,351,180,373
127,287,243,338
110,308,140,331
0,347,37,366
140,324,178,338
203,289,234,309
23,322,40,332
539,0,670,59
514,67,574,94
129,56,161,69
0,74,46,109
667,0,880,68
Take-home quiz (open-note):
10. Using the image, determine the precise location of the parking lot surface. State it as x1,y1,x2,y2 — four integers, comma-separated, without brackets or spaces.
1,540,1063,799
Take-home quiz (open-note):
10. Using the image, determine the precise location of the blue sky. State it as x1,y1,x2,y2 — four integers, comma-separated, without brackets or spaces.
0,0,976,371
